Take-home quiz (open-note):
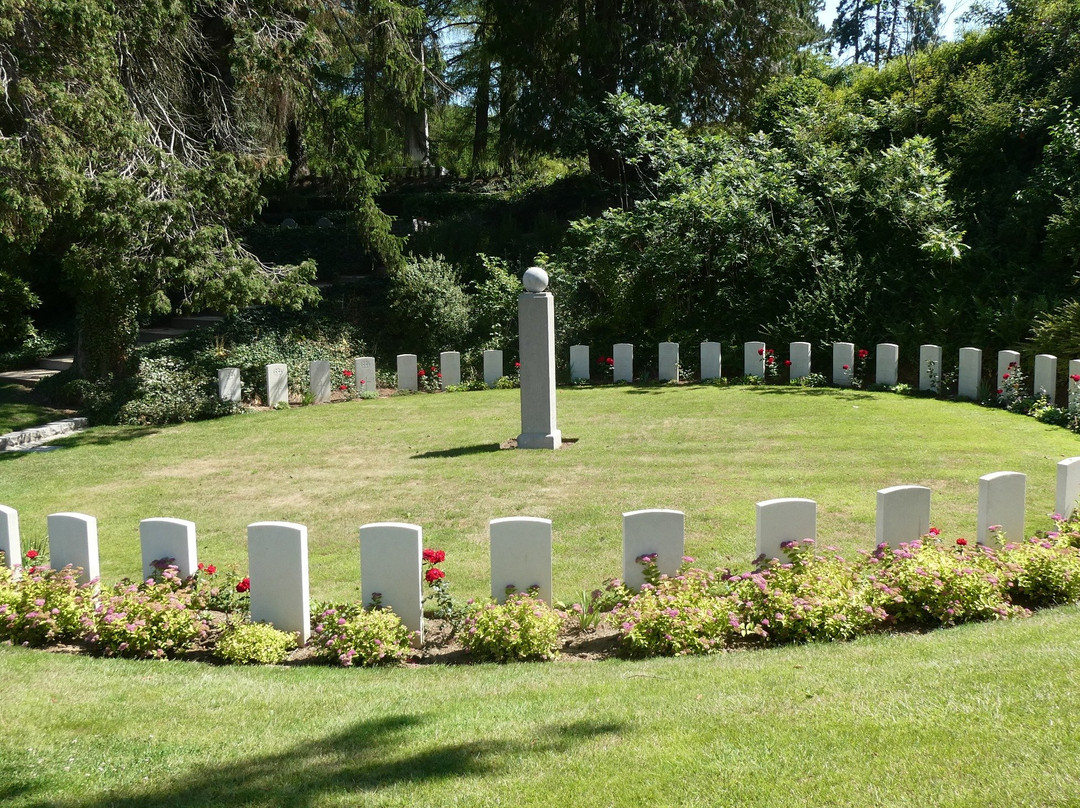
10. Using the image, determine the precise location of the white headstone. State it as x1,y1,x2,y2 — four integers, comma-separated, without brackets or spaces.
622,509,685,590
47,512,99,584
140,518,197,580
613,343,633,383
876,344,899,387
440,351,461,389
1056,457,1080,521
355,356,376,394
1034,354,1057,404
755,498,816,562
490,517,553,604
919,344,941,392
360,522,423,643
309,360,331,403
789,342,811,380
659,342,679,382
0,504,20,570
483,350,504,387
700,342,722,380
217,367,241,403
570,345,590,382
977,471,1026,547
958,347,982,400
833,342,855,387
744,342,765,378
997,350,1021,392
397,354,418,391
876,486,931,549
1070,359,1080,410
518,272,561,449
266,363,289,407
248,521,310,644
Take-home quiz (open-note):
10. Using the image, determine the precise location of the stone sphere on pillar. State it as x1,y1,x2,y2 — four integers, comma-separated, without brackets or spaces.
522,267,549,293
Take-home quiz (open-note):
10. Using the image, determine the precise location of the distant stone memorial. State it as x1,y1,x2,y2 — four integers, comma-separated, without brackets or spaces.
659,342,679,382
517,268,561,450
1056,457,1080,521
613,343,633,383
876,343,899,387
355,357,376,394
919,345,941,392
140,517,197,580
490,517,553,604
0,504,20,570
977,471,1026,547
396,354,418,391
833,342,855,387
958,347,982,400
266,363,288,406
622,509,685,590
218,367,242,403
997,350,1021,392
484,350,504,387
248,521,310,643
47,512,99,585
1071,360,1080,410
876,486,931,549
360,522,424,643
440,351,461,389
309,360,331,403
789,342,811,380
744,342,765,378
755,498,816,562
700,342,722,380
570,345,590,382
1034,354,1057,404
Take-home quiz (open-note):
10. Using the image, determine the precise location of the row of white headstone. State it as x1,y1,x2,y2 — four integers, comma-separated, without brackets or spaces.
568,342,1080,404
3,457,1078,644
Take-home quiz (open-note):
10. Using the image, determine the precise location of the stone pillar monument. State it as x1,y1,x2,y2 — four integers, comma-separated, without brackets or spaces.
517,267,562,450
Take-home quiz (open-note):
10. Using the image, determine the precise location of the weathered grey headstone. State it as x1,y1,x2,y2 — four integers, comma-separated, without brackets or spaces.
355,356,376,394
613,343,633,383
958,347,982,400
248,521,310,643
744,342,765,378
281,217,298,229
876,486,931,549
833,342,855,387
876,343,899,387
755,498,816,562
919,344,941,392
309,360,331,403
490,517,553,604
789,342,811,380
1071,359,1080,410
47,512,99,584
266,363,288,406
517,268,561,450
316,217,333,229
396,354,418,391
570,345,590,382
622,509,685,590
997,350,1021,392
218,368,242,403
1056,457,1080,521
140,518,197,580
1034,354,1057,404
360,521,423,643
700,342,722,380
977,471,1026,547
483,350,504,387
0,504,20,570
440,351,461,389
659,342,679,382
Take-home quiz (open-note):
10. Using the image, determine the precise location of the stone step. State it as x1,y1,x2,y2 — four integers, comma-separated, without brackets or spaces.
171,314,224,330
0,417,89,451
39,355,74,371
0,368,61,385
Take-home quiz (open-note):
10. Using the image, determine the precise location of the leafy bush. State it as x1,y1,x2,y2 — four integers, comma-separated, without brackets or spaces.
114,357,237,426
310,604,412,667
866,540,1020,626
386,255,473,358
216,622,297,665
86,567,209,658
463,593,562,662
613,568,729,657
1000,538,1080,608
0,564,90,646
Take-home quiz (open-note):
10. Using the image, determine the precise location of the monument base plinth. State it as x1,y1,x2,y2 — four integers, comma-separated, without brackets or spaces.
516,430,562,450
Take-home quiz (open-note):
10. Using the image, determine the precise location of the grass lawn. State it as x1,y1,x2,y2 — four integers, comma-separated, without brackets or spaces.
0,381,70,435
1,384,1077,603
2,605,1079,807
3,384,1080,806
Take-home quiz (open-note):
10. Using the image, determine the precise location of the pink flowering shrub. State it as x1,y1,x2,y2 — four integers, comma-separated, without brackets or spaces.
613,567,729,657
86,566,209,658
463,593,562,662
999,537,1080,608
0,562,89,646
310,604,411,667
865,540,1021,626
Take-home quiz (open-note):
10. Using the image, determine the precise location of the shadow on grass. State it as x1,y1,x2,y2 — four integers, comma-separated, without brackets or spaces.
411,442,502,459
27,715,623,808
0,427,161,461
745,386,877,401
